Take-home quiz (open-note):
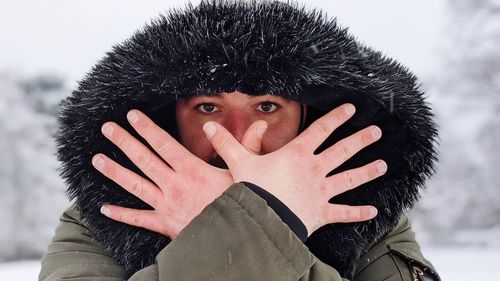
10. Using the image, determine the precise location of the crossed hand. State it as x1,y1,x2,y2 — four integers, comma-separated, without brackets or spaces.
92,103,386,239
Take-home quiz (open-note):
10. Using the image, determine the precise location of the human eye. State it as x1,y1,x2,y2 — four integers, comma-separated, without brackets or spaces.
257,102,279,113
196,103,220,113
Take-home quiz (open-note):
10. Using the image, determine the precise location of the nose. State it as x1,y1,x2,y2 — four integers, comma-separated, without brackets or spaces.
221,111,252,142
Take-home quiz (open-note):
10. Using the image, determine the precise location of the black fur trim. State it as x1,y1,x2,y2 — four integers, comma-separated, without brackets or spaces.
56,0,438,278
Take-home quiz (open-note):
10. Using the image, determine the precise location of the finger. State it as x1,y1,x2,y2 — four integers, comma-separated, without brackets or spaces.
92,154,163,209
101,121,174,187
240,120,268,154
326,160,387,197
100,205,172,237
319,125,382,170
293,103,355,151
126,109,197,170
325,204,378,224
203,121,247,168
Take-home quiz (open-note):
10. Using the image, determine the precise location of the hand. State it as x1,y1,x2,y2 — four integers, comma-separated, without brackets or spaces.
203,103,386,236
92,109,267,239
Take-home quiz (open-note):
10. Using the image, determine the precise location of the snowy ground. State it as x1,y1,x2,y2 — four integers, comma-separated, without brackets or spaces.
1,247,499,280
421,247,500,280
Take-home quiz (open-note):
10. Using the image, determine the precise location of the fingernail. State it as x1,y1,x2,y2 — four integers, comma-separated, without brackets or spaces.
127,110,139,124
102,123,113,137
370,207,378,218
345,104,356,116
371,126,382,140
92,155,104,170
203,122,216,138
256,125,268,138
377,161,387,174
100,205,110,216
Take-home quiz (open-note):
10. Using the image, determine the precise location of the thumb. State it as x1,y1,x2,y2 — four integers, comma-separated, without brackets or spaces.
203,121,247,168
241,120,268,155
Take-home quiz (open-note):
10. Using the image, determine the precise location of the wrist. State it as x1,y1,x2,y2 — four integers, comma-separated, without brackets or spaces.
241,182,308,241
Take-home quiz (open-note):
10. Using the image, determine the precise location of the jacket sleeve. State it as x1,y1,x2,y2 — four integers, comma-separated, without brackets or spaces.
40,182,348,281
133,182,347,281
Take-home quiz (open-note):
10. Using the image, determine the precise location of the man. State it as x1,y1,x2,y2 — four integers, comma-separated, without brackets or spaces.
40,1,440,280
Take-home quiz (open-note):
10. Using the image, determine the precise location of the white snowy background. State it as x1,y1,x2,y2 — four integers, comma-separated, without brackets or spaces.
1,0,499,280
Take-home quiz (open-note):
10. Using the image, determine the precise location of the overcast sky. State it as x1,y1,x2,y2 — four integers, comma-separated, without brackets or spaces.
0,0,446,87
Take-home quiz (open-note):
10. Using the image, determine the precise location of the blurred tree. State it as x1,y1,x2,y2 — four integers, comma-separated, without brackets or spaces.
413,0,500,247
0,71,67,260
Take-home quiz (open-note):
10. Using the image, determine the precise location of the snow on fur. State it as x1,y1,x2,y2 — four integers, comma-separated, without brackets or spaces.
56,0,438,278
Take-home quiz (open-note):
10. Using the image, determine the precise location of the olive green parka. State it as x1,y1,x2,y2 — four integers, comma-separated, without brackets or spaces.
40,183,439,281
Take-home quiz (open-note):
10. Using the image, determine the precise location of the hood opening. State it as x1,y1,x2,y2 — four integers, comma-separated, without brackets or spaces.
56,1,438,278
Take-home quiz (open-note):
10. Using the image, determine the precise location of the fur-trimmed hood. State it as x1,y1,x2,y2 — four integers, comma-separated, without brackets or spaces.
56,0,438,279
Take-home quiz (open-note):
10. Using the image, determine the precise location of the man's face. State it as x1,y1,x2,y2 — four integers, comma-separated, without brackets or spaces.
176,91,302,167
